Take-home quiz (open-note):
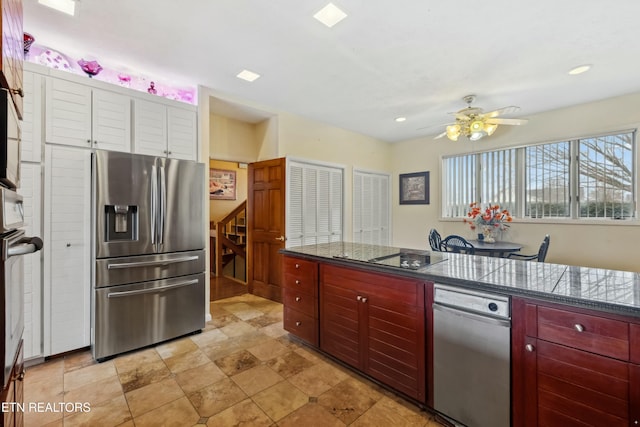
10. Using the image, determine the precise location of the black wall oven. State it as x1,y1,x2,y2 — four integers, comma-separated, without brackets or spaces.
0,88,20,190
0,188,42,387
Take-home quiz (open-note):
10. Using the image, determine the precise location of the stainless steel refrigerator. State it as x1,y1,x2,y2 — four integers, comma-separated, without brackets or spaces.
91,150,206,361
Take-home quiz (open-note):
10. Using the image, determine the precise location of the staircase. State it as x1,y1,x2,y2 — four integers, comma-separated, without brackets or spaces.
214,201,247,282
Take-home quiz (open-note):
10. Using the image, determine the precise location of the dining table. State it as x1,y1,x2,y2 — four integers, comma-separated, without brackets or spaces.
466,240,524,258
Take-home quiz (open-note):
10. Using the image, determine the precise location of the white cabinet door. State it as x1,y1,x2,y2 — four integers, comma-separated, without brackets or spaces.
91,89,131,152
21,71,43,162
133,99,167,157
44,145,91,355
45,77,132,152
352,170,390,245
167,107,197,160
45,77,92,148
18,163,42,359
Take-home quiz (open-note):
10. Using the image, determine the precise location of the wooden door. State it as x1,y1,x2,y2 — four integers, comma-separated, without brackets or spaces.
247,158,286,302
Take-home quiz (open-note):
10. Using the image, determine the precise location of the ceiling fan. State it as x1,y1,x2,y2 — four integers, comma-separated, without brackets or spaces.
434,95,528,141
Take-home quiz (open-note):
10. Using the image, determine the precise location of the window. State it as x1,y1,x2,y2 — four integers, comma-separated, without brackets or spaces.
443,130,636,220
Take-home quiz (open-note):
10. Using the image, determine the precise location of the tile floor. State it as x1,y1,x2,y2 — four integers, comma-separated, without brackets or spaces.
23,294,444,426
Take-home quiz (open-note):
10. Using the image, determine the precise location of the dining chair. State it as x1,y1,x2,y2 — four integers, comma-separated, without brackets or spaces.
440,234,475,255
508,235,550,262
428,228,442,252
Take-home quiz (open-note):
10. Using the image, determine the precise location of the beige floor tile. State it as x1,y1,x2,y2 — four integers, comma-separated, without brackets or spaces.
350,396,432,427
266,350,315,378
63,374,123,406
187,377,247,417
24,358,64,385
133,396,200,427
190,328,229,348
246,313,283,328
117,359,172,393
63,395,133,427
24,372,64,404
214,349,261,376
278,403,346,427
287,361,349,397
260,322,288,338
164,348,211,374
155,337,199,359
221,302,265,320
317,377,383,424
125,377,185,418
23,404,64,427
208,312,242,328
206,398,273,427
231,364,284,396
247,339,290,361
64,351,98,373
63,361,118,391
251,381,308,421
220,320,258,337
175,361,227,394
113,348,162,374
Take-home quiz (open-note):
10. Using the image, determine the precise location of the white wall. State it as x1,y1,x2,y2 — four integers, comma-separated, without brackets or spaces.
391,91,640,272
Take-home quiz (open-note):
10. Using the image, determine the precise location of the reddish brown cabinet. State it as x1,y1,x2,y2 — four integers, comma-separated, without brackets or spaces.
319,264,426,402
512,298,640,427
0,0,23,118
282,256,318,346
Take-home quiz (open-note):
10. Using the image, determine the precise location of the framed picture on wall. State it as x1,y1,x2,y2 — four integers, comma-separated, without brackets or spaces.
210,168,237,200
399,171,430,205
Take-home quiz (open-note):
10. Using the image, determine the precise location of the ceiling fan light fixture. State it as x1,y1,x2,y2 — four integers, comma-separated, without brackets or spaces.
470,132,484,141
568,64,591,75
484,123,498,136
469,120,484,133
446,124,461,141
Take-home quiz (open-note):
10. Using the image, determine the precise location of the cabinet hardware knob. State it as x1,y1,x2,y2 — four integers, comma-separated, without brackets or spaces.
94,140,98,144
295,263,300,269
295,297,301,302
574,324,585,332
17,371,25,381
295,321,301,326
66,243,71,247
11,88,24,97
163,150,167,154
525,344,535,352
295,280,300,285
86,139,91,144
356,295,362,301
361,297,368,303
168,151,172,155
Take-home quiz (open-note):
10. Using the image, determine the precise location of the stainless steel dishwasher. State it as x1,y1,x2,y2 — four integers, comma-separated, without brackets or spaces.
432,284,511,427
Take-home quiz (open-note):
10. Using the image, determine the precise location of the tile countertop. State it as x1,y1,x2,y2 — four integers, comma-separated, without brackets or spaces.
281,242,640,318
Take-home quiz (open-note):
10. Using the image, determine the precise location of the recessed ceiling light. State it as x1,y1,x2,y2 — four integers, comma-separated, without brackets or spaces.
568,64,592,75
395,117,407,122
38,0,76,16
236,69,260,82
313,3,347,28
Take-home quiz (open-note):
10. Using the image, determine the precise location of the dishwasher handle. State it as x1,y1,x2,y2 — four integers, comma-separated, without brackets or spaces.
433,303,511,328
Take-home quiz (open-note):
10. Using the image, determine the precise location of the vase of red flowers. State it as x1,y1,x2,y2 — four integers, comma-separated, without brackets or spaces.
463,202,512,243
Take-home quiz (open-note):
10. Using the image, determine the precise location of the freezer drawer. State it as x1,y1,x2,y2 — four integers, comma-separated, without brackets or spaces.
93,273,205,360
95,250,205,288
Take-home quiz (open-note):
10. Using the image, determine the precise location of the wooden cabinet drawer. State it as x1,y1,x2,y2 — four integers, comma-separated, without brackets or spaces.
284,306,318,346
283,288,316,317
284,257,317,283
538,306,629,360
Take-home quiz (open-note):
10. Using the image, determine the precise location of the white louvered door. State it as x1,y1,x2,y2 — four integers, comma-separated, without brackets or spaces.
44,145,91,355
167,107,197,160
45,77,92,148
18,163,42,359
21,71,42,163
353,170,390,245
286,160,343,248
91,89,131,152
133,99,168,157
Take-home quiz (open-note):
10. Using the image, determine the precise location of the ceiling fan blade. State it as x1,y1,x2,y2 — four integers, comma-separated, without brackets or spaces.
433,131,447,139
483,106,520,118
485,118,528,125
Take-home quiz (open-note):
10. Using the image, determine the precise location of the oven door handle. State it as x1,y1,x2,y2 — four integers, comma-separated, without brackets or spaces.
7,236,43,257
106,279,199,298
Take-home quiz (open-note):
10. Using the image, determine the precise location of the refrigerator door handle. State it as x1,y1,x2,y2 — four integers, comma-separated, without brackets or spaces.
151,164,157,245
106,256,200,270
106,279,199,298
159,165,166,245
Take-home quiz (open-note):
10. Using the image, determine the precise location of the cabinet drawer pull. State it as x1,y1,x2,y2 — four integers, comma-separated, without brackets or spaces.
295,321,301,326
295,296,301,302
525,344,535,352
356,295,362,301
295,279,300,285
17,371,25,381
361,297,368,303
295,263,300,269
574,324,585,332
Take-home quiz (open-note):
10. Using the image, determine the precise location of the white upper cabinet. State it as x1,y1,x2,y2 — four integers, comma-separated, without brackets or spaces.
133,99,197,160
21,70,43,163
45,77,131,152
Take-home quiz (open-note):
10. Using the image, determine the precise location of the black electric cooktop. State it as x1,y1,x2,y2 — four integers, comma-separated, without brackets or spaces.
334,249,446,270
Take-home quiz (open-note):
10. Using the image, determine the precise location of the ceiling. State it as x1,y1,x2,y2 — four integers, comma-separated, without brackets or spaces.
23,0,640,142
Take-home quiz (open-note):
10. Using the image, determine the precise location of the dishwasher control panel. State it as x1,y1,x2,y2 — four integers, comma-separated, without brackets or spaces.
434,284,510,319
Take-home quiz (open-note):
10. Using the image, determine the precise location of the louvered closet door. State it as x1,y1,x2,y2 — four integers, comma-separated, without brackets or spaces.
286,160,343,248
45,77,92,148
167,107,197,160
133,99,167,157
18,163,42,359
353,170,390,245
44,145,91,355
91,89,131,152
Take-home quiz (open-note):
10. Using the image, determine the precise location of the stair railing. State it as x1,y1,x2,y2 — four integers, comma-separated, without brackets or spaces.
215,200,247,278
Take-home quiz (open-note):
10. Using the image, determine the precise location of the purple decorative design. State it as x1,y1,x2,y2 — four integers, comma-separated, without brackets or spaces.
36,49,71,70
77,59,103,78
24,33,35,55
118,73,131,86
147,81,157,94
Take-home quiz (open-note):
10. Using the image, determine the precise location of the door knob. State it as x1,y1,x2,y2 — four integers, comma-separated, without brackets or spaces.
574,324,585,332
275,236,286,241
525,344,535,352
